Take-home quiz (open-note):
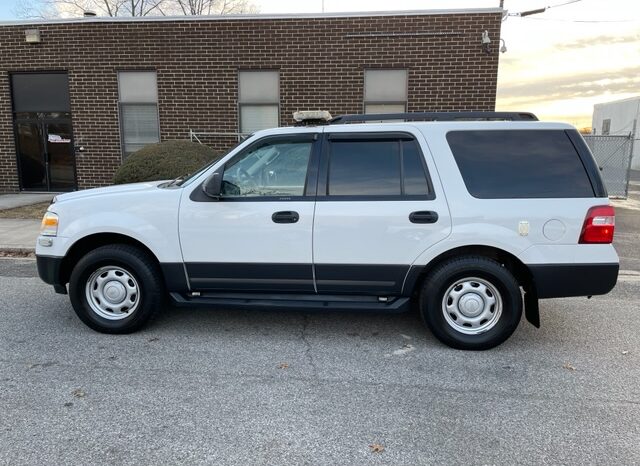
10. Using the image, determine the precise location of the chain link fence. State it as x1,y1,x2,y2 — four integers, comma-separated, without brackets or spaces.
583,134,634,198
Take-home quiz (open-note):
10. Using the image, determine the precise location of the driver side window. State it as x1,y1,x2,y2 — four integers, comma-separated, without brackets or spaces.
221,139,313,197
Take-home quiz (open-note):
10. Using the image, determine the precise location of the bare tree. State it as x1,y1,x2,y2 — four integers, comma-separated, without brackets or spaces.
15,0,256,18
170,0,257,15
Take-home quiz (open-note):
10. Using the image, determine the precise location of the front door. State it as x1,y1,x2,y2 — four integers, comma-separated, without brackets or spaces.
11,72,77,191
179,133,320,293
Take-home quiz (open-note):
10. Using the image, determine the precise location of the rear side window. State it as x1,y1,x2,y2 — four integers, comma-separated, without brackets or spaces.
329,140,400,195
327,137,431,197
446,130,594,199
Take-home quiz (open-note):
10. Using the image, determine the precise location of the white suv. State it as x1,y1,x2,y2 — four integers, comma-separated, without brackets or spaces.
36,112,619,350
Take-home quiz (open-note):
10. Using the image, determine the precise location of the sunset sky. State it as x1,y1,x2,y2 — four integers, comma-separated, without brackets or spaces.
1,0,638,128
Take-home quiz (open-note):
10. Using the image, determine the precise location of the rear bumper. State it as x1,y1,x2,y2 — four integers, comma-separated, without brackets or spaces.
529,263,619,298
36,255,67,294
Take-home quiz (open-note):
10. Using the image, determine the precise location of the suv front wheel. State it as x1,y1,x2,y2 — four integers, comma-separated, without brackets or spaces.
419,256,523,350
69,244,164,334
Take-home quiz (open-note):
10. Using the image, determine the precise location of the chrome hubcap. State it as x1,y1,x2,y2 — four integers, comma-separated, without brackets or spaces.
85,266,140,320
442,277,502,335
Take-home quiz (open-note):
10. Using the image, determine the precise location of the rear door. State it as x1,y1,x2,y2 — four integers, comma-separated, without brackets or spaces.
312,128,451,295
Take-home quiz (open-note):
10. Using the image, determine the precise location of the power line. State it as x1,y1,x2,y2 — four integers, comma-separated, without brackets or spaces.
508,0,640,22
508,0,584,18
521,17,640,22
547,0,583,8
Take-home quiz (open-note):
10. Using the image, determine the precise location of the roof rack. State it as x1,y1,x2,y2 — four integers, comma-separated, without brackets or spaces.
329,112,538,124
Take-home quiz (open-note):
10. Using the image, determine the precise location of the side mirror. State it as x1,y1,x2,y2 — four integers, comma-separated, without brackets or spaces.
202,172,223,199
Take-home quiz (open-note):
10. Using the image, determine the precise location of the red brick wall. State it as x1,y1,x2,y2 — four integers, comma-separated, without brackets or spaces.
0,12,501,191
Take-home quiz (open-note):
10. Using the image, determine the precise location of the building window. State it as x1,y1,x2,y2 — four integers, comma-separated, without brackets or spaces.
364,69,407,114
118,71,160,158
602,119,611,135
238,71,279,134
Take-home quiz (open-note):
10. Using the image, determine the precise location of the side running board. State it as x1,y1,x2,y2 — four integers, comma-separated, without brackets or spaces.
169,292,410,313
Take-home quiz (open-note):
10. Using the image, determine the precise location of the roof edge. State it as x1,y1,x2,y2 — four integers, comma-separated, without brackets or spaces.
593,95,640,107
0,8,504,27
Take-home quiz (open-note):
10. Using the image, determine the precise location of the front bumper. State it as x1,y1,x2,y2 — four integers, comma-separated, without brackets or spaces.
36,255,67,294
529,263,619,299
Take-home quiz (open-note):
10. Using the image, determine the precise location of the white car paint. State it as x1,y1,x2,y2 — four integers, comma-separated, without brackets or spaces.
36,120,618,282
36,180,184,263
179,200,315,264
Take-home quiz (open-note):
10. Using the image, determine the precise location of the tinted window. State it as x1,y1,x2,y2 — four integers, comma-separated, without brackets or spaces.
447,130,594,199
222,140,312,197
328,141,401,195
11,73,70,113
402,140,430,195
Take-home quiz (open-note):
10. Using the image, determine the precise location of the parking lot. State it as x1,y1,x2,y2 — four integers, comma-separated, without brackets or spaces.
1,180,639,465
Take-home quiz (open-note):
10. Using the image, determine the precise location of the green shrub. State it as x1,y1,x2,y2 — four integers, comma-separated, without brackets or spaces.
113,140,221,185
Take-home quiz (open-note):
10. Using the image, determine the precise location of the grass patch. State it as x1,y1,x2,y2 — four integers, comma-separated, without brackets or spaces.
0,202,50,219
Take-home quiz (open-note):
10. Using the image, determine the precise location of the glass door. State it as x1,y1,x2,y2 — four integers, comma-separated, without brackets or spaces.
15,122,47,190
11,72,76,192
45,121,76,191
14,118,76,191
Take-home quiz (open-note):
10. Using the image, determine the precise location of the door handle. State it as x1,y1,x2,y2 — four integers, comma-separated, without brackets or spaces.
409,211,439,224
272,211,299,224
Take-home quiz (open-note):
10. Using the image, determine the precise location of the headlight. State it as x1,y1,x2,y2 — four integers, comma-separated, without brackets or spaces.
40,212,59,237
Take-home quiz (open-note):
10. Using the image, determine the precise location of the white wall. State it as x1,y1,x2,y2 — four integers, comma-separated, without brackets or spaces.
592,97,640,170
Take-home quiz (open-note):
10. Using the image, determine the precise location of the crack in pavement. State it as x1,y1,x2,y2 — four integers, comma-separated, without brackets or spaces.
300,313,319,380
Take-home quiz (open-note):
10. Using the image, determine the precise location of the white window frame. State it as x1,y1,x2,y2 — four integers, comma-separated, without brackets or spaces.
117,71,160,159
238,70,280,135
363,69,408,115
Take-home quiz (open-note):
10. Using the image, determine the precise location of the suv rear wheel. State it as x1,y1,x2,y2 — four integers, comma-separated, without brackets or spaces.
68,244,163,334
419,256,522,350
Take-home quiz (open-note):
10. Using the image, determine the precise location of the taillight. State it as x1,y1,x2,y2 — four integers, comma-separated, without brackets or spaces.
579,205,615,244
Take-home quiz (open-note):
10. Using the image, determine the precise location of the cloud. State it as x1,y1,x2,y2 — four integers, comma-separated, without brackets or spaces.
497,66,640,105
555,33,640,51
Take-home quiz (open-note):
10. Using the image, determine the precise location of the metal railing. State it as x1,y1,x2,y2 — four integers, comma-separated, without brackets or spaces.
189,129,249,144
583,134,634,199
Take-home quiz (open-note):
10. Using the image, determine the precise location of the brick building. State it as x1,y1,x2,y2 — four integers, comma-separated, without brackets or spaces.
0,8,502,192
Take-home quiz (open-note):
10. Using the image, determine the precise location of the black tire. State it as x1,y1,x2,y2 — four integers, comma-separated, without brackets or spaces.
419,256,522,350
68,244,164,334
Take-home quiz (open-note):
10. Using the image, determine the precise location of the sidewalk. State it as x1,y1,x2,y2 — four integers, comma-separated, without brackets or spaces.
0,193,54,210
0,193,54,254
0,219,40,253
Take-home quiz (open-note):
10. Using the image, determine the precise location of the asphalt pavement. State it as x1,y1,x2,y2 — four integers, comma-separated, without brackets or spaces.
1,171,639,464
0,258,639,465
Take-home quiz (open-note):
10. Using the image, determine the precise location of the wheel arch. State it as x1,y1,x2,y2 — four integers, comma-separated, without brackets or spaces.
404,244,539,327
59,233,162,287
